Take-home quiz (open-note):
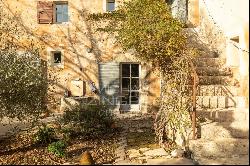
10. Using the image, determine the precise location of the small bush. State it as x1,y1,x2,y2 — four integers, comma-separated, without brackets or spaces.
61,104,114,136
48,140,66,158
60,127,72,143
33,124,56,144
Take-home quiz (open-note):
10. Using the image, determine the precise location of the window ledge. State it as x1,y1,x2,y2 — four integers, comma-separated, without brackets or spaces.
54,22,70,25
52,64,64,68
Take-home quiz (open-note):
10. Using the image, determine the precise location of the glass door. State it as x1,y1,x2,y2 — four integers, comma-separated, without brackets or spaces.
120,63,140,111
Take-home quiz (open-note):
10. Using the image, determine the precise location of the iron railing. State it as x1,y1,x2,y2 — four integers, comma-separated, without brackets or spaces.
189,59,199,140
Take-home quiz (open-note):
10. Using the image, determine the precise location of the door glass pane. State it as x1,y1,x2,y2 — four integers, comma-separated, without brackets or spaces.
131,91,139,104
131,78,139,90
131,64,139,77
121,91,130,104
122,64,130,77
121,63,140,105
107,1,115,11
122,78,130,91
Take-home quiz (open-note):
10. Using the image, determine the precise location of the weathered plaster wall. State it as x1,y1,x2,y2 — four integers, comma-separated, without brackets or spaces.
189,0,249,107
188,0,199,26
1,0,161,112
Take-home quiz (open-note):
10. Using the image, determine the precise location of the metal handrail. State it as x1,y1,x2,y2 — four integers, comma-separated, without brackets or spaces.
189,59,199,140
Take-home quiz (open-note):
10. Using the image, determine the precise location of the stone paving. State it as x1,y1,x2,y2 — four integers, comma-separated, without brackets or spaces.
113,113,195,165
114,131,127,164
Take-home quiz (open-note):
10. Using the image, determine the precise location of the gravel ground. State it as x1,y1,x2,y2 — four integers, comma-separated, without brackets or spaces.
0,129,119,165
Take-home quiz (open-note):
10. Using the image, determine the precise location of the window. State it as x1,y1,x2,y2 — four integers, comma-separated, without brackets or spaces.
106,0,115,12
37,1,68,24
50,51,64,67
55,2,68,23
53,52,62,63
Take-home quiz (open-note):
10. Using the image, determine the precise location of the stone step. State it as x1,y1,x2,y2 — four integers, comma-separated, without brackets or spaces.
146,158,195,165
198,121,249,139
198,50,219,58
196,67,232,76
191,155,249,165
197,85,238,96
189,138,249,165
197,108,249,122
196,96,246,109
198,75,234,85
186,85,239,96
194,58,225,67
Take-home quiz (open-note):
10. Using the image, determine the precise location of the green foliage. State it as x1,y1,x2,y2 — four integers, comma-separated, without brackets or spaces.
0,50,48,121
61,104,114,136
89,0,198,146
89,0,187,71
59,127,72,143
34,124,56,144
47,140,66,158
154,55,196,146
0,5,48,122
163,140,178,154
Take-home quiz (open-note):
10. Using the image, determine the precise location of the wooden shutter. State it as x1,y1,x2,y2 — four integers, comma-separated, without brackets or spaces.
99,63,120,106
37,1,54,24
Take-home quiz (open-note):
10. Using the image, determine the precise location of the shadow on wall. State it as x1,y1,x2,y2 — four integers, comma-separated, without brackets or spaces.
0,1,100,111
183,19,248,163
0,1,158,112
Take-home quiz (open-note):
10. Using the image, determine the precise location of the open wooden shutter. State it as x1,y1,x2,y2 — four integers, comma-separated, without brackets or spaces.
99,63,120,106
37,1,54,24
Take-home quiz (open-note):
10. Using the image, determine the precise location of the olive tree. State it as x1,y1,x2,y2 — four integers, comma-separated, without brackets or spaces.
0,4,48,122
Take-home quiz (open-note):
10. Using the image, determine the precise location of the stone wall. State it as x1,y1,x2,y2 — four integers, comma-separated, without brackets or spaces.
1,0,161,112
188,0,249,107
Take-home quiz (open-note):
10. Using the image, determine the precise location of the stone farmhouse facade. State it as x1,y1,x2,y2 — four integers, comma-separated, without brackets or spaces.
1,0,249,115
1,0,162,113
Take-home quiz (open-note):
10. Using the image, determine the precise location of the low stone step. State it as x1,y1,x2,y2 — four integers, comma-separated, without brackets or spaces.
198,76,234,85
198,50,219,58
146,158,195,165
196,96,246,109
186,85,239,96
198,121,249,139
189,138,249,158
197,85,238,96
196,67,232,76
194,58,225,67
197,108,249,122
191,155,249,165
189,138,249,165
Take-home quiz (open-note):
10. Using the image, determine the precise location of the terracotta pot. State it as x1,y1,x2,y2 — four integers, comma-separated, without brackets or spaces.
79,151,95,165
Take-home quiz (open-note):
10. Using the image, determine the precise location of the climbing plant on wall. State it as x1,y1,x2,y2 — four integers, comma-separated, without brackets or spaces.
88,0,198,147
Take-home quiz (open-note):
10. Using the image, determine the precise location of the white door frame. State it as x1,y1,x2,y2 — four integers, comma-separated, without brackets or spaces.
119,62,141,112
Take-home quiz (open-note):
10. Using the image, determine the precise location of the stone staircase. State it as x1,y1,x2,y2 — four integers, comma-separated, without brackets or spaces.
188,54,249,165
